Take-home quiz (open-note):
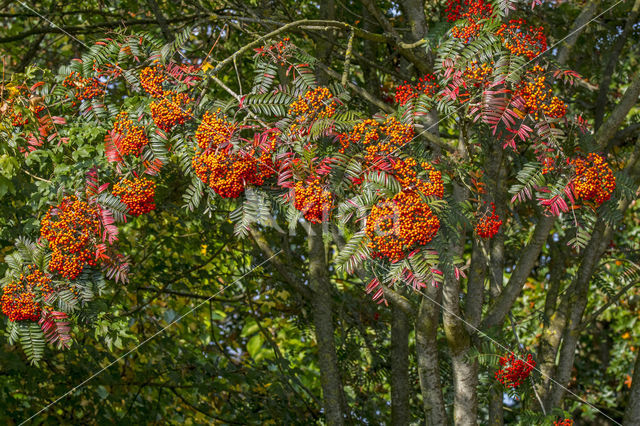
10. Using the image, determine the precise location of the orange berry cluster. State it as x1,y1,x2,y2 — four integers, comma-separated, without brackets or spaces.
112,112,149,156
40,196,101,280
445,0,493,22
366,191,440,262
293,176,334,223
338,117,414,164
140,64,165,98
11,110,28,127
554,420,573,426
193,151,263,199
392,158,444,198
394,74,439,106
496,19,547,60
541,156,556,174
288,87,338,129
463,61,494,87
495,353,536,388
62,71,105,105
451,19,485,44
192,112,275,198
572,153,616,205
1,267,54,322
195,110,237,150
112,176,157,216
150,91,192,131
475,202,502,239
515,66,566,120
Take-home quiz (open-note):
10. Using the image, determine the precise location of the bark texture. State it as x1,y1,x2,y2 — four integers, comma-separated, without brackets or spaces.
308,224,345,425
415,286,447,425
391,307,411,425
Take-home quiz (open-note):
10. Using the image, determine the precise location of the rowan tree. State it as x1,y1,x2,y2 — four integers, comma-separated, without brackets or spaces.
1,0,640,424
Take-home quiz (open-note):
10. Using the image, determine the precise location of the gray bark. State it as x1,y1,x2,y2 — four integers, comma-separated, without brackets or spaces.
415,286,447,425
391,307,411,425
308,224,345,425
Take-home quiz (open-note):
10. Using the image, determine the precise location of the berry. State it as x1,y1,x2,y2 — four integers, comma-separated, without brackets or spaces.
193,151,260,199
554,420,573,426
112,112,149,156
366,191,440,262
338,116,414,165
40,196,101,280
140,64,165,98
1,266,54,322
392,158,444,197
195,110,237,150
496,19,547,60
463,61,494,88
255,37,294,64
293,176,333,223
11,110,28,127
515,65,566,120
192,124,276,199
394,74,439,106
112,176,157,216
288,87,338,133
495,353,536,388
475,202,502,239
444,0,493,22
62,71,105,105
572,153,616,205
150,91,193,131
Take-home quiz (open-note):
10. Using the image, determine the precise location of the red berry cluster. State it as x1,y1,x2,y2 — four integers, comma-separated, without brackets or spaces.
1,266,54,322
495,353,536,388
40,196,101,280
444,0,493,22
150,91,193,131
338,116,414,164
394,74,439,106
554,419,573,426
140,64,165,98
515,65,566,120
62,71,105,106
288,87,338,132
475,202,502,239
293,176,334,223
112,176,157,216
496,19,547,60
255,37,294,65
366,191,440,262
112,112,149,156
572,153,616,205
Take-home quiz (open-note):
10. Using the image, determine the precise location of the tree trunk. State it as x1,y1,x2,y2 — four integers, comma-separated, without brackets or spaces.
488,374,504,426
415,286,447,425
308,224,345,425
623,345,640,424
443,272,478,426
391,307,411,425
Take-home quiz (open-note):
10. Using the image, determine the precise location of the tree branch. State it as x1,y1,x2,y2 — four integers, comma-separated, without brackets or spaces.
0,15,204,44
481,215,555,330
595,70,640,149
